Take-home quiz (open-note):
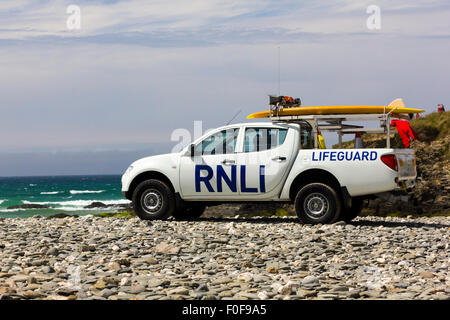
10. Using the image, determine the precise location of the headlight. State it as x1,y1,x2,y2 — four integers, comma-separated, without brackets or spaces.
124,165,134,175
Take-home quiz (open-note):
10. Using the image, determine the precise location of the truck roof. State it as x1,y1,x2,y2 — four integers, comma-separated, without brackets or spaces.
217,121,302,130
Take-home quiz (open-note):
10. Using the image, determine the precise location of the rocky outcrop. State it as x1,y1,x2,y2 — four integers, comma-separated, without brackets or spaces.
365,135,450,215
353,112,450,215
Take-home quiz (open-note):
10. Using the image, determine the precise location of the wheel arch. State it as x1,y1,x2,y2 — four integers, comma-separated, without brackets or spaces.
289,169,342,201
126,171,175,200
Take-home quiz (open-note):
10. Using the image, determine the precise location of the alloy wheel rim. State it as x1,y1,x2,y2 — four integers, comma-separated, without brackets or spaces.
304,193,329,219
141,189,163,214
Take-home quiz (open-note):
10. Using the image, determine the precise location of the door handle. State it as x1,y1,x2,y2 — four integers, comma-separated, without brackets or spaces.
272,156,287,162
221,159,236,165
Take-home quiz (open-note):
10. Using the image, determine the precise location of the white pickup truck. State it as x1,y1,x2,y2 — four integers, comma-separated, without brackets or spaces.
121,115,417,224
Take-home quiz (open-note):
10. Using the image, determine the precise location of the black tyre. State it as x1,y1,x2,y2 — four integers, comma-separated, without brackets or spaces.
132,179,175,220
342,198,364,223
172,205,206,220
294,183,342,224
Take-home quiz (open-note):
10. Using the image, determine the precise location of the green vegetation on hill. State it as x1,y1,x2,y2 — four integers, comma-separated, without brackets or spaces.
411,111,450,142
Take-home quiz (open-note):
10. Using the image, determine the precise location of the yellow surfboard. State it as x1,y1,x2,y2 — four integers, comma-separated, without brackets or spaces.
247,98,425,119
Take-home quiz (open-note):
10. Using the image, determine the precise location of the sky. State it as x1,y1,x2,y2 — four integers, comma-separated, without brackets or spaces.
0,0,449,176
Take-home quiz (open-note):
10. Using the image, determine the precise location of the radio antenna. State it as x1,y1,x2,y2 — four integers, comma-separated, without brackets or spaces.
226,109,242,125
278,46,281,95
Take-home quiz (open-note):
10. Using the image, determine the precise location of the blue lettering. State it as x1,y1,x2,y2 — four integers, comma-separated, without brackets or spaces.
240,165,258,193
370,151,378,160
195,165,214,192
362,151,369,161
310,150,378,161
330,152,336,161
216,165,237,192
345,151,353,161
312,152,319,161
259,165,266,193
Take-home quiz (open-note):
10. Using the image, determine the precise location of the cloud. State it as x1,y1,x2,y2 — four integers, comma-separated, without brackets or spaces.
1,0,449,43
0,28,338,48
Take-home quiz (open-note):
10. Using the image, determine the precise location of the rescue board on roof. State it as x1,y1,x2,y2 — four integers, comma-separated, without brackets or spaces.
247,98,425,119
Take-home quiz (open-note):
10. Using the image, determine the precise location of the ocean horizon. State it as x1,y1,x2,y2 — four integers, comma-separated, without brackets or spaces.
0,174,130,218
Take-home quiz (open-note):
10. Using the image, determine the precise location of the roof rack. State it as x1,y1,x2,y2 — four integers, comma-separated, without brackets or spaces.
270,113,405,149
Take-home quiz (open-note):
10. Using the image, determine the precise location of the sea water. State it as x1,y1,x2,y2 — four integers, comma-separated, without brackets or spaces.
0,175,130,218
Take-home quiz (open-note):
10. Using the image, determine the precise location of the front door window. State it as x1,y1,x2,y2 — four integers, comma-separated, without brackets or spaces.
196,129,239,155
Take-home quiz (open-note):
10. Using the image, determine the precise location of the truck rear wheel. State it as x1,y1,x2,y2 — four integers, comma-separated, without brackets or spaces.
172,205,206,220
132,179,175,220
294,183,342,224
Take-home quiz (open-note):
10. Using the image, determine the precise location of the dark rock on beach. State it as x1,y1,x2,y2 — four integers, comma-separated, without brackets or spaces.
47,213,79,219
7,204,49,210
84,202,108,209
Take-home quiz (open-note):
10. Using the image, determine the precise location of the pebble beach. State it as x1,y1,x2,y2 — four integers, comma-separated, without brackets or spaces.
0,215,449,300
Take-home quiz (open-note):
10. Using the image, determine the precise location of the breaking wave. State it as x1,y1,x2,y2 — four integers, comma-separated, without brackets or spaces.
69,190,105,194
0,208,21,213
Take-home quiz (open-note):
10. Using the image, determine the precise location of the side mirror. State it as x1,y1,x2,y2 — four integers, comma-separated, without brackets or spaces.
190,144,195,157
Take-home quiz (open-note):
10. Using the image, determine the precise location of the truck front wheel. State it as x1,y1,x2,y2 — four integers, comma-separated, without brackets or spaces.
294,183,342,224
132,179,175,220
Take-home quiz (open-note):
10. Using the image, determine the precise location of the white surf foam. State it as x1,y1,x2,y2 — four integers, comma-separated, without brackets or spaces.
22,199,131,211
70,190,105,195
53,207,99,211
40,191,60,195
0,200,4,205
24,199,130,206
0,208,21,213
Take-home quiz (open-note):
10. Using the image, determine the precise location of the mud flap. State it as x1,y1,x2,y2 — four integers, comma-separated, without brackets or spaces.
340,186,352,210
